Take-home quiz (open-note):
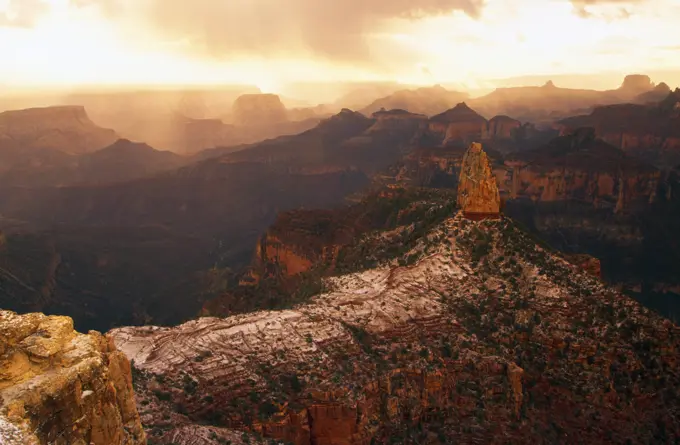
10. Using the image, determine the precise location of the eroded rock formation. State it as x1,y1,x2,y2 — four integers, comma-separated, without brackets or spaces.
457,143,501,218
112,215,680,444
0,310,145,445
232,94,288,126
483,115,521,140
505,129,660,211
557,92,680,168
428,103,488,145
0,106,117,154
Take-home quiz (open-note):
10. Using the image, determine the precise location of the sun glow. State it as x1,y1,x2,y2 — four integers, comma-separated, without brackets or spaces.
1,0,680,93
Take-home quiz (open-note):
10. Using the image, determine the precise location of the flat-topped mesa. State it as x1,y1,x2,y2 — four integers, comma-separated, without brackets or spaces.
0,105,117,154
457,142,501,219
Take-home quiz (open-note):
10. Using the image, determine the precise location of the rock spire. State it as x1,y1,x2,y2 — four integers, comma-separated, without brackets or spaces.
457,142,501,219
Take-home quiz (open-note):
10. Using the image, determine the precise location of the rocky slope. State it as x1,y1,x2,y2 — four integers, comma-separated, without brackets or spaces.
0,139,186,188
484,115,521,140
213,108,424,175
0,109,422,331
112,211,680,444
0,106,117,154
0,310,145,444
426,103,489,146
222,188,457,298
634,82,672,104
556,89,680,168
498,131,680,320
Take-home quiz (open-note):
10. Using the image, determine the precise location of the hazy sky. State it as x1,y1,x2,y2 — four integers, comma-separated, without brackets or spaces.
1,0,679,92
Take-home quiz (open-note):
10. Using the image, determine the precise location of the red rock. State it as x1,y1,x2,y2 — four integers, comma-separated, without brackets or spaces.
457,142,501,218
484,115,521,140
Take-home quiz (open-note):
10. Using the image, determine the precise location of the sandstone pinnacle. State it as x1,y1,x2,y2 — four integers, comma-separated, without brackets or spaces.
457,142,500,219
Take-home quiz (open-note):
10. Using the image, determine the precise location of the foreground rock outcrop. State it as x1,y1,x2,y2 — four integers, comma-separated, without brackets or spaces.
112,213,680,444
0,311,146,444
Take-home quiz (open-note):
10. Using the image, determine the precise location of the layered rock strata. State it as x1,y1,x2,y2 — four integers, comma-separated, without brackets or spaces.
0,310,146,445
112,215,680,444
457,142,501,218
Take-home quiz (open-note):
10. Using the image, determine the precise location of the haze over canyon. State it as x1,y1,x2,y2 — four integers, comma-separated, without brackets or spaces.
2,0,680,444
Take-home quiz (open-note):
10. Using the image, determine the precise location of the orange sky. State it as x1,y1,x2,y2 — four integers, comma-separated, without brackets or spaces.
1,0,679,94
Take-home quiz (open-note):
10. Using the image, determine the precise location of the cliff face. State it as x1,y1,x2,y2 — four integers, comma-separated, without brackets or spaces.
112,215,680,445
245,209,354,287
367,109,428,134
0,106,118,154
483,115,521,140
428,103,488,145
504,129,660,211
228,189,457,296
0,310,146,445
557,91,680,168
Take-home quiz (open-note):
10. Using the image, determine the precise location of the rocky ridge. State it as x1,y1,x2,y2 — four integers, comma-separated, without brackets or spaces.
112,211,680,444
469,74,666,125
556,90,680,168
504,128,660,211
0,310,145,444
359,85,469,117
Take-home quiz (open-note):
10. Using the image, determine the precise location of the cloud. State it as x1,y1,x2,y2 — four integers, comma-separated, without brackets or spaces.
71,0,486,63
570,0,643,19
0,0,50,27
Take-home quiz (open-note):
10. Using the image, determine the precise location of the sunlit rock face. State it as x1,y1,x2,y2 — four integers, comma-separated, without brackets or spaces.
0,106,117,154
0,311,146,445
457,142,501,219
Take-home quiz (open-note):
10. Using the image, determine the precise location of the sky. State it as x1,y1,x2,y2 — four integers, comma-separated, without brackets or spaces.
1,0,680,93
